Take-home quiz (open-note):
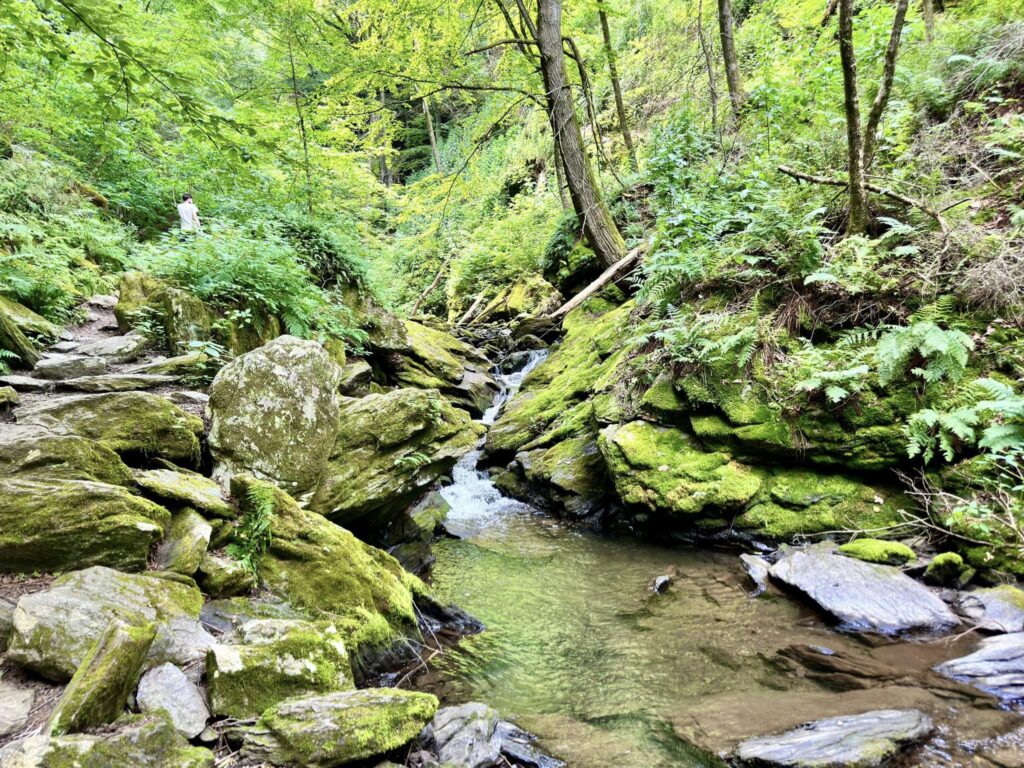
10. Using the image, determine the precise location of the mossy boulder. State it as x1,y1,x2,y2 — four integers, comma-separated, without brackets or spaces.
208,335,343,495
0,714,214,768
514,435,610,517
114,271,167,333
47,621,157,735
339,359,373,396
0,300,40,369
206,621,354,718
135,469,235,518
0,294,61,341
473,275,563,325
0,478,169,573
381,491,450,574
838,539,917,566
196,553,255,598
16,392,203,465
310,388,482,530
340,283,409,355
154,510,212,576
234,477,426,658
598,421,763,517
0,425,134,485
924,552,975,587
236,688,439,767
6,566,203,682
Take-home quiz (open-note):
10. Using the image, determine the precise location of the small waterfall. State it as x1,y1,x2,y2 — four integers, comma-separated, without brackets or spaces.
440,349,548,529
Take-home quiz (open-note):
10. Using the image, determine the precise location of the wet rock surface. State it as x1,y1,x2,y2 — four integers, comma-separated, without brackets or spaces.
935,632,1024,702
957,585,1024,633
734,709,934,767
768,543,960,635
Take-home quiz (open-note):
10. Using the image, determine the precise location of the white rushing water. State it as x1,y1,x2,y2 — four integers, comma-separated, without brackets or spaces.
440,349,548,532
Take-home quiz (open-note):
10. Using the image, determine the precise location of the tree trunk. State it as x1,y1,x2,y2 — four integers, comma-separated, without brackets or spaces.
553,143,570,210
697,0,720,137
536,0,625,268
862,0,910,168
598,7,637,170
287,41,314,214
838,0,869,234
423,98,443,174
717,0,744,121
922,0,934,42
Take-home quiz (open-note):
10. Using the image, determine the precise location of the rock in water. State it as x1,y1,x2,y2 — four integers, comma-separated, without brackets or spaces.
208,335,343,494
310,388,481,529
0,714,214,767
935,632,1024,702
35,353,107,379
768,543,959,635
431,702,501,768
16,392,203,464
47,622,157,734
740,554,771,596
137,663,210,738
956,586,1024,633
734,709,934,767
236,688,438,767
6,566,203,681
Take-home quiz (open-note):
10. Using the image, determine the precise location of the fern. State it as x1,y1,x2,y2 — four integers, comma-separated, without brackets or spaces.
906,407,979,463
226,485,276,579
875,322,974,387
795,364,871,404
0,348,18,375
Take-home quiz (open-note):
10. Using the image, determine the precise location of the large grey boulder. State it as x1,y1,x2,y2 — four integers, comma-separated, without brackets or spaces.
137,663,210,738
207,335,343,494
935,632,1024,702
957,586,1024,633
146,616,217,680
34,354,106,380
734,709,934,767
431,702,502,768
235,688,438,767
6,566,203,682
77,331,148,363
768,544,959,635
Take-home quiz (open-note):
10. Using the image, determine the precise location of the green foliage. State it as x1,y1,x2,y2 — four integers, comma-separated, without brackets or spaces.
875,322,975,387
0,349,18,375
275,213,369,290
226,484,276,579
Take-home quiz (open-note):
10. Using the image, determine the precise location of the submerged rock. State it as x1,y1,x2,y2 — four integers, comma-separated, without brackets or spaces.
0,713,214,768
935,632,1024,702
768,544,959,635
235,688,438,767
47,621,156,734
208,335,343,494
734,709,934,767
137,663,210,738
310,388,481,530
6,566,203,681
17,392,203,464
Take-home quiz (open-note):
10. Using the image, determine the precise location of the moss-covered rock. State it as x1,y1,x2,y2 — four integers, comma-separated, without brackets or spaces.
339,359,373,396
599,421,763,517
16,392,203,465
47,621,157,734
0,425,134,485
473,275,563,325
236,689,438,767
0,478,169,573
6,566,203,682
838,539,917,566
135,469,235,518
154,510,212,576
206,622,354,718
0,714,214,767
208,335,343,495
340,284,409,355
515,435,610,517
924,552,969,586
380,491,450,574
0,294,61,341
114,272,166,333
310,388,482,530
0,299,41,369
235,477,426,658
196,552,255,598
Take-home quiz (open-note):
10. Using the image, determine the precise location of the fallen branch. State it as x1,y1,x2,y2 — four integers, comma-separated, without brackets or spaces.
778,165,950,233
457,291,487,326
547,244,646,320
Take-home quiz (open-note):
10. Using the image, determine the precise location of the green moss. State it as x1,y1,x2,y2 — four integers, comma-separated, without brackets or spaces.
48,622,156,735
135,469,235,519
207,624,354,719
639,374,688,422
0,430,134,486
838,539,917,565
157,509,211,576
962,546,1024,578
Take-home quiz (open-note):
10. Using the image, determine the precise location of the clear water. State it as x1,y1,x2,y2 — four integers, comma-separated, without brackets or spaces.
425,354,1011,768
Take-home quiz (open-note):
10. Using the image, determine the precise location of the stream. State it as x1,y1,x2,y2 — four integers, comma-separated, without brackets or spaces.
417,353,1023,767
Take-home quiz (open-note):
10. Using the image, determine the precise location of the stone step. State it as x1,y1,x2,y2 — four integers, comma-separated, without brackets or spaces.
0,374,54,393
56,374,177,393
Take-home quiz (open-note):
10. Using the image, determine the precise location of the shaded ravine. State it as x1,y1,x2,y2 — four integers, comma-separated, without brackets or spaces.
417,354,1023,768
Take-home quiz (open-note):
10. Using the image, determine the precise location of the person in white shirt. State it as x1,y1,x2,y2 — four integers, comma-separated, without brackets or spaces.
177,193,202,233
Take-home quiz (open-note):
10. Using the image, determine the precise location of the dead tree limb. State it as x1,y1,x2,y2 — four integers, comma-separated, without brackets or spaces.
547,244,646,320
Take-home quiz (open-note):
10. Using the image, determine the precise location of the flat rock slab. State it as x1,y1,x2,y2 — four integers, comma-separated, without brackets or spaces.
77,332,148,363
34,354,107,380
958,586,1024,633
935,632,1024,702
135,469,234,518
0,375,53,393
57,373,177,392
768,543,959,635
734,709,934,767
432,702,501,768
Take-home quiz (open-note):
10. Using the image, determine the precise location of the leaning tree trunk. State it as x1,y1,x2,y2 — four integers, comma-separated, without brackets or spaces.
599,7,638,170
837,0,869,235
423,98,443,174
717,0,744,122
536,0,626,268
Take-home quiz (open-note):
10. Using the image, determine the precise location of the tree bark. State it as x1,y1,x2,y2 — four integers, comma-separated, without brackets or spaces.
287,41,314,214
553,143,570,210
547,244,644,319
697,0,720,137
717,0,744,122
598,7,637,170
838,0,869,234
536,0,626,267
423,98,443,173
862,0,910,167
922,0,934,42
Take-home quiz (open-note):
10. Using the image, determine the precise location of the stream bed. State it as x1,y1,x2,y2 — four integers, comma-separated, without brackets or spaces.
415,355,1024,767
